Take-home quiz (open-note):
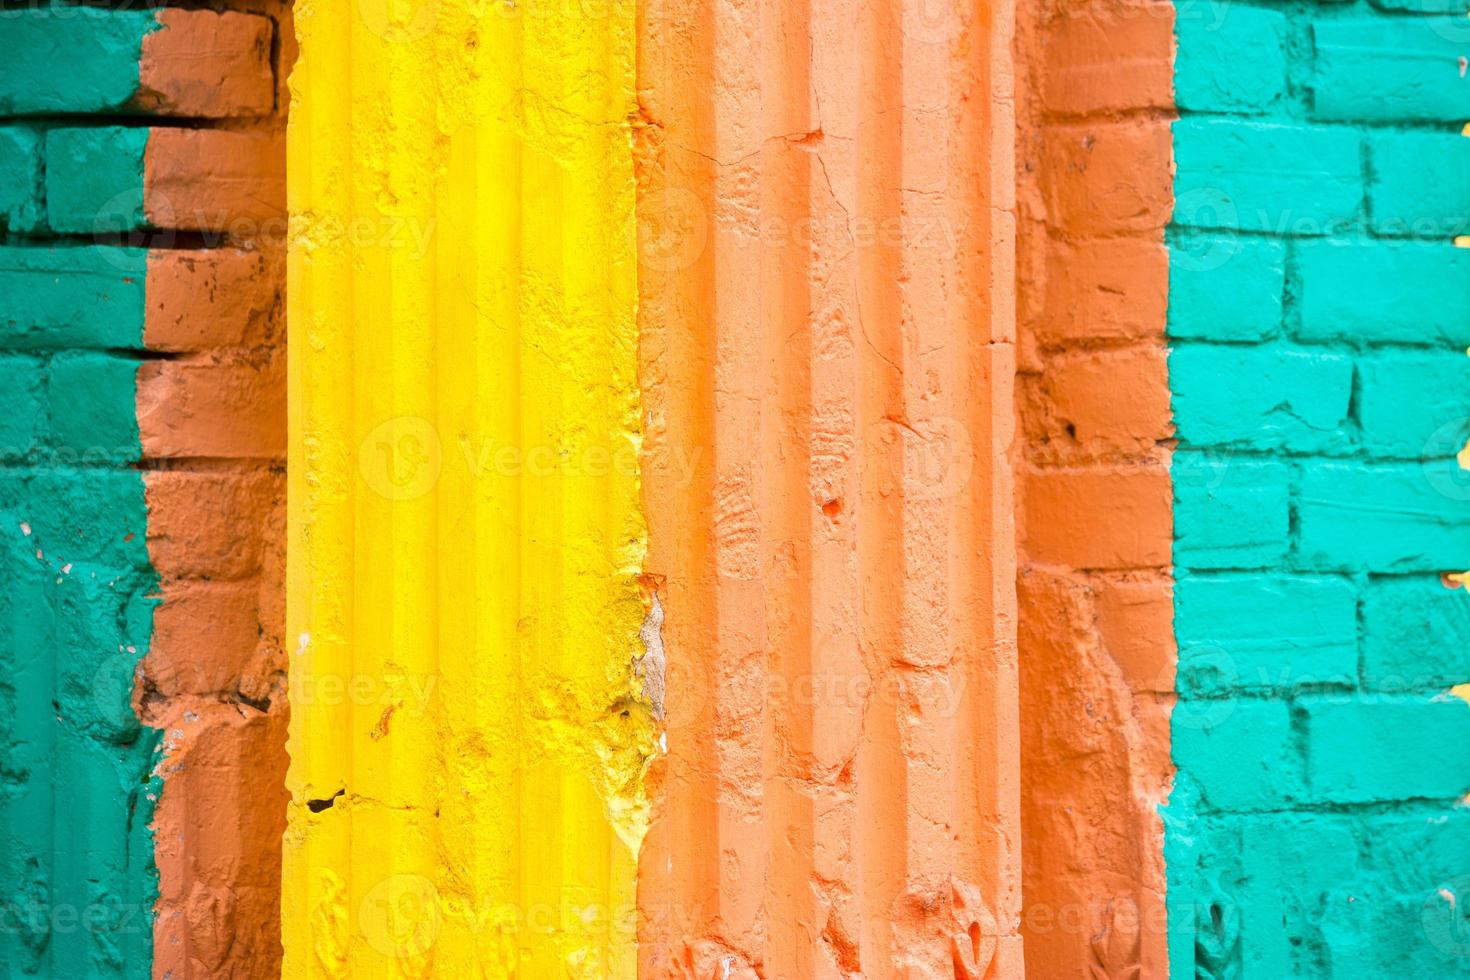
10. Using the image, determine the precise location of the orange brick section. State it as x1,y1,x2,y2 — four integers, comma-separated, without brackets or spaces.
134,4,291,977
1015,2,1175,976
636,0,1023,975
138,10,276,118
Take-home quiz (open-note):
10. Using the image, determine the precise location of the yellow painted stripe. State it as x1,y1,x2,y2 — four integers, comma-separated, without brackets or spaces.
283,2,653,975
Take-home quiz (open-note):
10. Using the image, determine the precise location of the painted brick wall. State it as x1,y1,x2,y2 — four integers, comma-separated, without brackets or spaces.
0,7,287,978
1015,1,1176,974
1167,1,1470,976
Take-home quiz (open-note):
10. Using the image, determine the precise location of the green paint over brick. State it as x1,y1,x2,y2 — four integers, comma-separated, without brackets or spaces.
1311,18,1470,123
47,354,142,465
0,355,42,460
1170,345,1352,452
1168,234,1285,341
1369,132,1470,238
1362,577,1470,689
1175,7,1288,113
0,9,158,116
1298,696,1470,803
45,128,148,236
0,127,42,234
1173,119,1361,233
0,247,148,351
1356,351,1470,459
1297,240,1470,347
1174,453,1291,569
1172,699,1301,812
1176,572,1357,695
1298,462,1470,571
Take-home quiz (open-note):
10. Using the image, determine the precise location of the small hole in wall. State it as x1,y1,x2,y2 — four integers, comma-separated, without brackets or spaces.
1441,572,1463,590
307,789,345,813
822,499,843,520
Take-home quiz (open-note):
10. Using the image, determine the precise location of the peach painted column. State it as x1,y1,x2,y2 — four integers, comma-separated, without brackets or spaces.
635,0,1022,975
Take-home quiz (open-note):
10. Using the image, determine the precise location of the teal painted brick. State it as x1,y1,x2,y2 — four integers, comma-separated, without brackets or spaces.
0,246,148,350
1177,573,1357,695
1175,7,1288,113
1175,454,1291,569
1369,132,1470,238
1361,807,1470,893
1297,241,1470,347
1311,19,1470,123
45,128,148,235
1298,462,1470,571
1372,0,1470,11
1171,345,1352,452
0,9,156,116
0,355,42,459
46,354,140,465
1299,696,1470,802
1173,699,1301,811
23,469,151,571
1167,235,1285,341
1357,351,1470,459
1363,577,1470,689
0,127,42,234
1174,119,1361,233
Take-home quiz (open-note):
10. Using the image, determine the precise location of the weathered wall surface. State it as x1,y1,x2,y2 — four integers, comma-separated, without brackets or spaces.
634,1,1023,975
1166,3,1470,976
1014,1,1176,976
283,1,654,976
0,7,287,978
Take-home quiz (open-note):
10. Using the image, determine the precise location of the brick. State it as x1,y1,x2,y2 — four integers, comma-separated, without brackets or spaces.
144,470,280,580
148,581,267,697
0,246,147,350
1299,696,1470,803
1038,238,1166,344
1171,345,1352,453
1173,120,1361,234
1041,6,1173,115
0,9,155,115
0,127,42,234
1361,808,1470,895
137,352,285,460
24,468,151,570
137,11,275,118
45,127,148,234
1298,462,1470,571
1311,19,1470,123
46,354,140,464
1173,699,1301,812
1167,235,1285,341
1296,241,1470,347
0,355,43,459
1368,132,1470,238
1041,120,1172,234
1029,346,1171,452
1174,454,1291,570
1357,351,1470,459
1362,576,1470,689
1020,466,1172,569
1094,575,1175,694
144,249,282,351
1176,7,1288,113
1176,572,1357,695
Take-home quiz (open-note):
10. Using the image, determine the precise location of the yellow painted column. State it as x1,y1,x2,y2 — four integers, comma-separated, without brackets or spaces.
283,1,654,976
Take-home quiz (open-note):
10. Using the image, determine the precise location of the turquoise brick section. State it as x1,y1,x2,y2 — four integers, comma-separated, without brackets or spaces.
1311,19,1470,123
1171,345,1352,452
1176,573,1357,695
1174,120,1361,233
1368,132,1470,237
1169,1,1470,976
1174,8,1287,113
1168,235,1285,340
1296,241,1470,346
0,9,158,116
1362,577,1470,689
45,128,149,235
0,11,161,977
0,127,42,234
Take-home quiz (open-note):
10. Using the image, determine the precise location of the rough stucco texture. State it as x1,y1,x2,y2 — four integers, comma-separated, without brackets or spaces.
284,1,654,976
0,7,287,979
1166,2,1470,976
634,2,1024,976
